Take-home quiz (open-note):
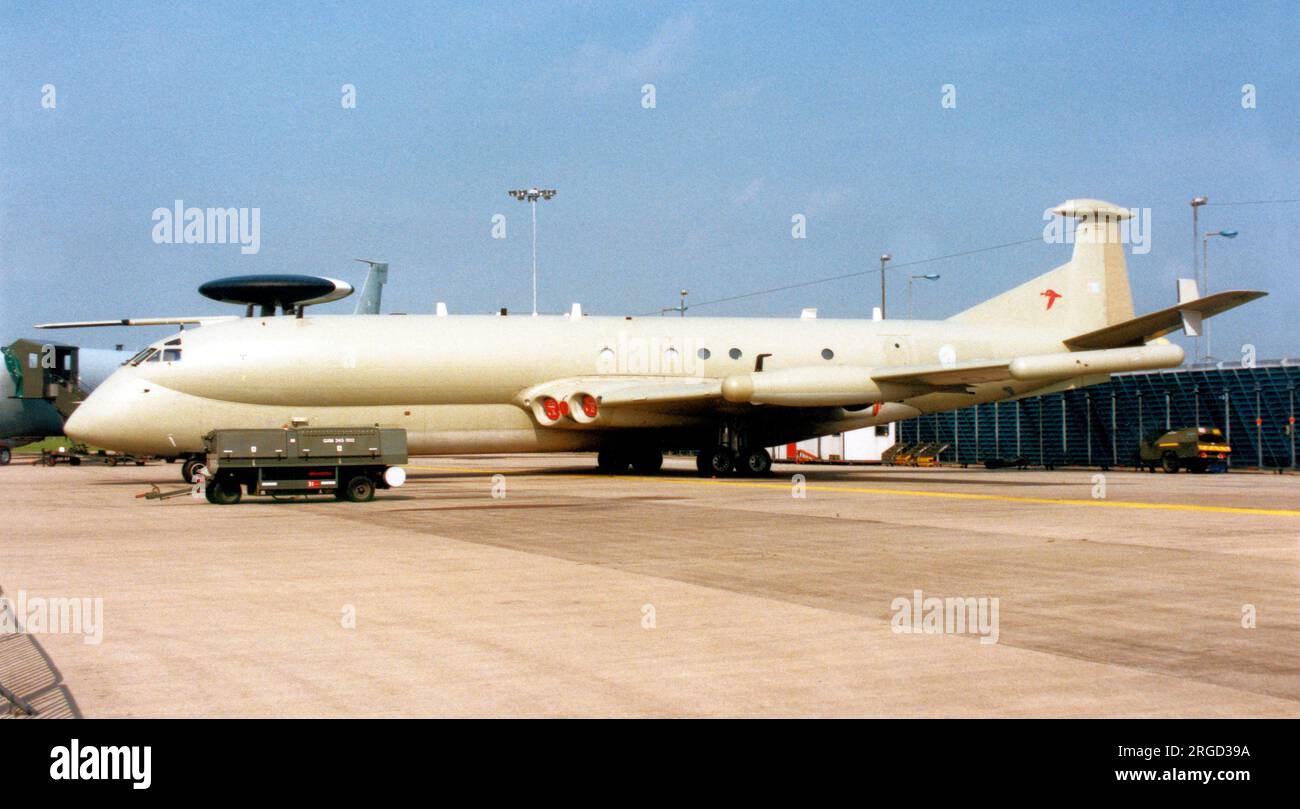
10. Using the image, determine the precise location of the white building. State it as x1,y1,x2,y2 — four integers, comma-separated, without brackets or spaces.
771,422,896,463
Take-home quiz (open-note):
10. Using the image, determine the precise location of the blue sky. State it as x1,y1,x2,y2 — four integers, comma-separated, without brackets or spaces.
2,1,1296,359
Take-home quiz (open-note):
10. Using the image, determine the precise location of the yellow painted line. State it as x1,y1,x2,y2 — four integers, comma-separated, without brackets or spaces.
415,464,1300,518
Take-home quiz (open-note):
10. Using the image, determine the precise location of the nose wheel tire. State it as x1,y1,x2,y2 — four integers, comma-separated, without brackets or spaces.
181,457,206,484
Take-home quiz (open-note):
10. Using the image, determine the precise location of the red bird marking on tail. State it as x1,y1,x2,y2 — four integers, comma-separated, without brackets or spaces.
1040,289,1062,310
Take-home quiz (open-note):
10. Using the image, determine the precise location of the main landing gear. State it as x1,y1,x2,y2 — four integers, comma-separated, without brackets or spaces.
595,422,774,478
696,446,772,478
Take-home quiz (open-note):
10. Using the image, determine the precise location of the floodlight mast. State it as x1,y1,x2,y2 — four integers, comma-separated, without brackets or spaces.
508,188,557,315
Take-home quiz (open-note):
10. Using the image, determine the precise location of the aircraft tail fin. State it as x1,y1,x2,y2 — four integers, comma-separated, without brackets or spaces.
949,199,1135,338
353,260,389,315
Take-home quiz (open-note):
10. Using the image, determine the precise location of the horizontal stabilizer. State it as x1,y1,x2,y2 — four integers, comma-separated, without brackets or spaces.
35,316,241,329
1063,290,1266,350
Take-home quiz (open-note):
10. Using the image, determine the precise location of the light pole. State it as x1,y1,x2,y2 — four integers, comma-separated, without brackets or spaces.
1201,228,1238,362
1190,196,1208,360
879,254,891,318
907,273,940,319
507,187,557,315
661,289,689,317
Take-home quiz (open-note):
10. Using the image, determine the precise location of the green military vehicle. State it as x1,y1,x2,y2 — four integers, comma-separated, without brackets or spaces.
200,427,408,504
1137,427,1231,474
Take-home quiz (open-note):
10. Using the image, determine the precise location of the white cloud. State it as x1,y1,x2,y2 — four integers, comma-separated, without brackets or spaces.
558,13,697,95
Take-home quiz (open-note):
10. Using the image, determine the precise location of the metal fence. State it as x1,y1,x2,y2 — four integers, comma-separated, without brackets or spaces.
897,360,1300,469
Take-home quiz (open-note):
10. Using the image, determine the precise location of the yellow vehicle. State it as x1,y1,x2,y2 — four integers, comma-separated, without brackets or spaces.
1138,427,1231,473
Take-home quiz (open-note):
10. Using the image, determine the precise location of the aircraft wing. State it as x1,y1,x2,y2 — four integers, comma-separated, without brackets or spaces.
1064,290,1266,350
595,378,723,406
34,316,240,329
871,359,1013,388
526,343,1185,423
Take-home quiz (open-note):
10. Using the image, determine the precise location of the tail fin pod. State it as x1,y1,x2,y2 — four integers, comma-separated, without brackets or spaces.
949,199,1135,336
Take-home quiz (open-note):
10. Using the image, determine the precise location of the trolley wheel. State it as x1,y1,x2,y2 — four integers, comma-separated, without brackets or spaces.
342,475,375,502
1161,452,1180,474
209,477,242,505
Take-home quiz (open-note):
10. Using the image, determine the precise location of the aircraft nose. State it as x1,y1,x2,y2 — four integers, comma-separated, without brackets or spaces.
64,371,144,451
64,391,110,447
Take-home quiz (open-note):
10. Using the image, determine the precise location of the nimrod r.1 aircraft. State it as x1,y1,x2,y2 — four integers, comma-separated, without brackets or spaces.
58,200,1264,476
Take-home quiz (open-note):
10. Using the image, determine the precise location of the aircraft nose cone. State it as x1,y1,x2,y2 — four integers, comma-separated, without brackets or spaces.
63,398,104,446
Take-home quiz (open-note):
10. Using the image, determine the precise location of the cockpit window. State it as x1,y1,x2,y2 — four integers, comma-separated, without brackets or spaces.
145,351,161,362
128,347,157,366
162,348,181,362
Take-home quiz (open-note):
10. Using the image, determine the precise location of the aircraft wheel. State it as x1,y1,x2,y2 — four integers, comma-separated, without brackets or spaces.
0,447,10,465
209,476,242,505
703,446,735,476
343,475,376,502
181,457,205,484
630,449,663,474
1161,452,1180,474
740,448,772,477
597,449,630,474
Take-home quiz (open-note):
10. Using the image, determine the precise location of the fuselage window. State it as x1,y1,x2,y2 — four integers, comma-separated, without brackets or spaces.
698,347,710,360
728,348,742,360
821,348,834,360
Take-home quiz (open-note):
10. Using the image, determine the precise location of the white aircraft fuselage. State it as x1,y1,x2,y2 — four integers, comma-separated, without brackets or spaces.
68,313,1083,456
62,199,1262,462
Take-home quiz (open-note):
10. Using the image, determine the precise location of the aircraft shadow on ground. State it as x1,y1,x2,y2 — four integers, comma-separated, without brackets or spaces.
521,465,1074,488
